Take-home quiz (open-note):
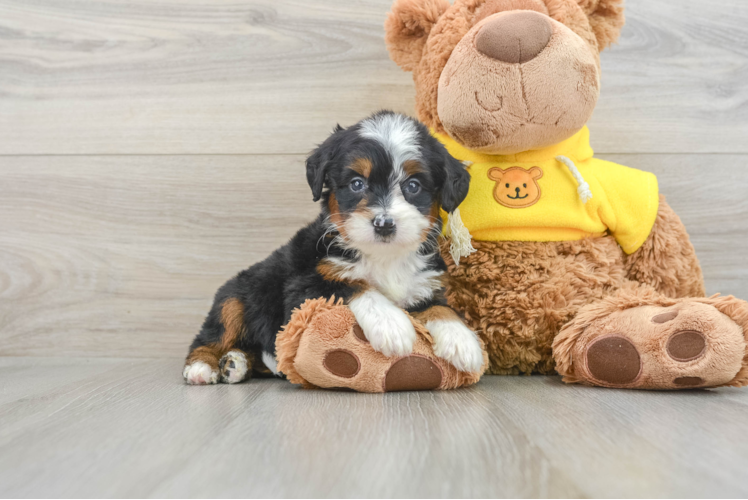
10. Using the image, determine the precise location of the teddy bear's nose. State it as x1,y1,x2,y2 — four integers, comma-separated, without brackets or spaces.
475,11,553,64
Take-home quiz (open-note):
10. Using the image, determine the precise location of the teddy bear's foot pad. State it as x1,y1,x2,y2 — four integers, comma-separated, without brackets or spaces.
556,297,748,389
276,298,483,393
384,356,443,391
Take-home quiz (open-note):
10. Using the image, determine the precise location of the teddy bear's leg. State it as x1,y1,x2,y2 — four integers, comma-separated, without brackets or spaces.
441,237,628,375
275,298,486,392
553,284,748,389
624,195,706,299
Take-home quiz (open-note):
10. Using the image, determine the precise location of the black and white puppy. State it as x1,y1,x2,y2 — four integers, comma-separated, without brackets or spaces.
183,111,482,385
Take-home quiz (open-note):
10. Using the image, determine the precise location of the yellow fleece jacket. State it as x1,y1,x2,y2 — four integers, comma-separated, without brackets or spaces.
436,127,659,254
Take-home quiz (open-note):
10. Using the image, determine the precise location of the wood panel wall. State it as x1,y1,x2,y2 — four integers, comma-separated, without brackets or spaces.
1,0,746,358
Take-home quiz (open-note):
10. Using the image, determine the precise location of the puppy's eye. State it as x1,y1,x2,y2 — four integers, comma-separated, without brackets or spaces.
404,179,421,195
350,178,366,193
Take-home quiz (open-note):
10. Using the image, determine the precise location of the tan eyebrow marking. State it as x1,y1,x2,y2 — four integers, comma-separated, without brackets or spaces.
403,160,425,177
349,158,372,178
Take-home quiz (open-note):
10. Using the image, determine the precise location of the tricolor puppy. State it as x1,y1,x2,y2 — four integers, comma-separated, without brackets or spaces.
184,111,483,385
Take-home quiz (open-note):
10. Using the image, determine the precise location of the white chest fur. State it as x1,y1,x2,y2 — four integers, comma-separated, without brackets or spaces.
328,252,442,308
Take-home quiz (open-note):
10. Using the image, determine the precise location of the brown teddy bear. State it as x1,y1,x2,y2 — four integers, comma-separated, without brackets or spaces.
380,0,748,389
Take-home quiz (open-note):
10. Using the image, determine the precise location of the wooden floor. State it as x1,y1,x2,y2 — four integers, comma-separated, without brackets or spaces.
1,0,748,497
2,358,748,498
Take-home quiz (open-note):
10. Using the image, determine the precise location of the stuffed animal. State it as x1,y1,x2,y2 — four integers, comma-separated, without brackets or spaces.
276,297,487,392
380,0,748,389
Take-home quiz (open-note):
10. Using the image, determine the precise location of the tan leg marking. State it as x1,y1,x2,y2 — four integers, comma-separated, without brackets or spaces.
413,305,461,323
219,298,245,352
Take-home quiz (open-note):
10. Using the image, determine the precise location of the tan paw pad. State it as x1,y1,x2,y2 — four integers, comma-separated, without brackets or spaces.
674,376,705,387
323,349,360,378
384,356,443,392
652,310,678,324
585,335,642,385
666,331,706,362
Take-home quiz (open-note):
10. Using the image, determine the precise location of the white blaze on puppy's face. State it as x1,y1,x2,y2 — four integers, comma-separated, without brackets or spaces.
359,112,422,185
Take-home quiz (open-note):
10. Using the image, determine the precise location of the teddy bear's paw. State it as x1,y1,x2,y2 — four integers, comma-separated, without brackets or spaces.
429,320,484,373
183,361,219,385
219,350,250,384
349,292,416,357
563,298,748,390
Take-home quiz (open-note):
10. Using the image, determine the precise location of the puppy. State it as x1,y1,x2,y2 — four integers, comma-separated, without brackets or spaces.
183,111,483,385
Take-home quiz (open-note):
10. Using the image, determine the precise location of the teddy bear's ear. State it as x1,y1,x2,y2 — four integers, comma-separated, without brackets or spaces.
580,0,625,51
385,0,451,71
487,168,505,181
529,166,544,180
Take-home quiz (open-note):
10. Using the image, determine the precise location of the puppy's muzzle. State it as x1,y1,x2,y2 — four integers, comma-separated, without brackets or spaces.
372,215,396,237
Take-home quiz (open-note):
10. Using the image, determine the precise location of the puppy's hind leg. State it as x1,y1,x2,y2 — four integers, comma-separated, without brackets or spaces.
219,349,254,384
183,346,221,385
184,297,251,385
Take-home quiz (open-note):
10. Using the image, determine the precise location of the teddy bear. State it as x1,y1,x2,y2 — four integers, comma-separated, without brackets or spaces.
379,0,748,389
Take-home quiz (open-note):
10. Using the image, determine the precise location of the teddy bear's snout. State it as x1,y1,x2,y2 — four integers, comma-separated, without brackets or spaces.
475,11,552,64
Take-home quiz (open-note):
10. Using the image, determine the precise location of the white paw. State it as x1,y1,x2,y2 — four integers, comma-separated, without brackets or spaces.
365,309,417,357
183,361,219,385
428,320,484,373
349,291,416,357
219,350,249,384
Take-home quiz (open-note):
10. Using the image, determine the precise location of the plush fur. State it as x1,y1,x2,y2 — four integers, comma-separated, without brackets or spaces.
184,111,482,384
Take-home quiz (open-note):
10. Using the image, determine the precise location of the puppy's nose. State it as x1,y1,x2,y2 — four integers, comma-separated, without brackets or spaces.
475,11,553,64
372,215,396,237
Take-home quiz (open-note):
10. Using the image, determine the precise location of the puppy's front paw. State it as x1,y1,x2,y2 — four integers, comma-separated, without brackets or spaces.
349,291,416,357
429,320,484,373
183,361,219,385
365,309,417,357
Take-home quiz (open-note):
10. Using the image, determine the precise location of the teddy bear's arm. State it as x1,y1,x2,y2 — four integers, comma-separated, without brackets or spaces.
623,195,705,299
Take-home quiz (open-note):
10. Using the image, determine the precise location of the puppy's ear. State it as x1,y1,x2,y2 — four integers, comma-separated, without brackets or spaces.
306,125,345,202
385,0,450,71
440,154,471,213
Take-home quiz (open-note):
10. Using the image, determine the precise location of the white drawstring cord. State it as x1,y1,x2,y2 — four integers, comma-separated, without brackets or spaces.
556,155,592,204
446,208,476,265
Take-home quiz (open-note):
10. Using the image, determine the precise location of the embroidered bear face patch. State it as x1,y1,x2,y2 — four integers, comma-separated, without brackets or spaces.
487,166,543,208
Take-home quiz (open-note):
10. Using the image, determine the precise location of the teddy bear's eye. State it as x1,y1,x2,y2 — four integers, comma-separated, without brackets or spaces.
523,183,527,188
505,183,509,188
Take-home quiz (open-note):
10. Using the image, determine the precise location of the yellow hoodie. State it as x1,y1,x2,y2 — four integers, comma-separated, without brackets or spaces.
436,127,659,255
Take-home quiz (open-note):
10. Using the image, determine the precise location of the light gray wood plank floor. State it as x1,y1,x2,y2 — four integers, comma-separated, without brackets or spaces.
1,357,748,498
